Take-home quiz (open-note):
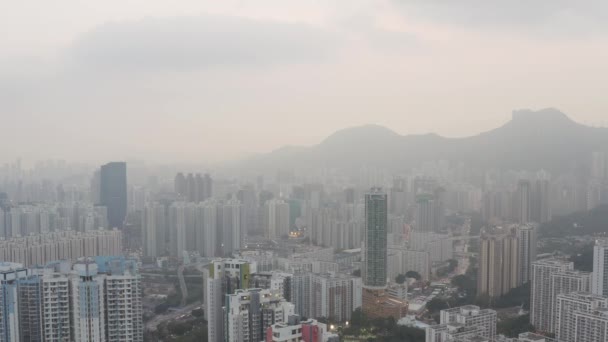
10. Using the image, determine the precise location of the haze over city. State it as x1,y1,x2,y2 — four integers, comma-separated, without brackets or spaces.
4,1,608,163
4,2,608,342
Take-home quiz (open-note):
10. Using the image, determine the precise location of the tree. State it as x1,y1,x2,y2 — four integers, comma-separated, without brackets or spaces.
436,267,449,277
493,282,531,310
395,274,407,284
350,308,366,327
498,314,534,337
167,321,193,336
447,259,458,273
451,275,475,291
570,244,594,272
540,205,608,238
427,298,449,313
405,271,421,280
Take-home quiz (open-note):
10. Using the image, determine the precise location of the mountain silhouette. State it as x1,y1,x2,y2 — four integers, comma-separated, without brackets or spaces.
244,108,608,173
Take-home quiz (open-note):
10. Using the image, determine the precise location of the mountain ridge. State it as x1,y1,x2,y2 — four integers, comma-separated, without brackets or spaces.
243,108,608,172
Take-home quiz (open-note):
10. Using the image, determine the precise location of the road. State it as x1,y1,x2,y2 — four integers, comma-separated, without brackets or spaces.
146,260,212,332
145,302,201,331
456,218,471,275
178,261,212,308
177,264,187,307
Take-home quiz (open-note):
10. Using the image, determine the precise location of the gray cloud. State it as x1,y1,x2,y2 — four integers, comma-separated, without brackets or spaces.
67,15,340,72
393,1,608,36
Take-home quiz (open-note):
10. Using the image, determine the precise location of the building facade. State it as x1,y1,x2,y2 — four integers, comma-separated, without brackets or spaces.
530,259,573,333
99,162,127,229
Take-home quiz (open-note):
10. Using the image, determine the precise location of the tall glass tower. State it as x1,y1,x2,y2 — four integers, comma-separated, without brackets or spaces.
362,187,388,289
100,162,127,229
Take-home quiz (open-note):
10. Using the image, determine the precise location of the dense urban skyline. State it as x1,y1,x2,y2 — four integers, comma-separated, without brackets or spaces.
4,2,608,342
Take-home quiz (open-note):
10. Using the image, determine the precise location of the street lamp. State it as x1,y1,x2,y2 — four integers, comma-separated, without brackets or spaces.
345,321,349,326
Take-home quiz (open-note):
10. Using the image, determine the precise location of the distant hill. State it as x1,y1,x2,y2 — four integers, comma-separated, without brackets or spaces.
540,204,608,238
243,108,608,172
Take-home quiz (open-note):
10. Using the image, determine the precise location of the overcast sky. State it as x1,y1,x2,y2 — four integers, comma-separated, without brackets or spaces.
2,0,608,164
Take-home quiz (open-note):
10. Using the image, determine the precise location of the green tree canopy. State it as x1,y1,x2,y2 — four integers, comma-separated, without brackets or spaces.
405,271,421,280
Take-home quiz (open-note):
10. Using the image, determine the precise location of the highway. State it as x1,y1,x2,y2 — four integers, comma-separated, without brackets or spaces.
177,260,212,308
146,302,202,331
177,264,188,307
146,260,211,333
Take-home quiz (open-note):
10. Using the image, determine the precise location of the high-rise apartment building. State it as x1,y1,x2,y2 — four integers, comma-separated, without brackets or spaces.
99,162,127,229
41,271,71,341
201,200,218,257
573,308,608,342
555,292,608,342
591,151,608,181
426,305,497,342
289,271,312,318
387,246,431,281
361,188,407,319
0,257,142,342
310,273,361,322
550,270,592,332
530,258,573,333
205,259,251,342
103,258,143,342
166,199,243,259
168,202,187,258
0,229,122,267
592,239,608,297
142,202,167,257
237,185,258,234
174,172,213,202
174,173,187,198
362,188,388,289
224,288,294,342
266,315,333,342
71,262,106,342
18,275,43,342
415,194,436,233
477,233,519,299
516,224,537,284
531,178,551,223
264,199,290,240
515,180,531,224
220,198,243,256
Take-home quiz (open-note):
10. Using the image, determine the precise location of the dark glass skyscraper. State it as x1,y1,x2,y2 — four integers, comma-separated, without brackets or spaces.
362,187,388,289
100,162,127,229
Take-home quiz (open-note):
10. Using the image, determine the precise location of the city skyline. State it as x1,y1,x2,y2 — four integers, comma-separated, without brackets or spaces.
4,2,608,341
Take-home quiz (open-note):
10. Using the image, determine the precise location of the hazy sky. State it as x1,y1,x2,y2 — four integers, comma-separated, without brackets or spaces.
3,0,608,164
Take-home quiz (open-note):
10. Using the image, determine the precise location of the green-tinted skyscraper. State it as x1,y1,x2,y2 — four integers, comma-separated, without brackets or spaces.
362,187,388,289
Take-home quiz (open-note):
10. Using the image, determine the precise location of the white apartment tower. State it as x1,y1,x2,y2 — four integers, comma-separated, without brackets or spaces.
70,262,105,342
264,199,290,240
142,203,167,257
201,200,218,258
103,260,143,342
221,199,243,255
592,239,608,297
41,273,71,342
555,292,608,342
439,305,497,339
224,288,294,342
530,258,573,333
550,270,592,332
